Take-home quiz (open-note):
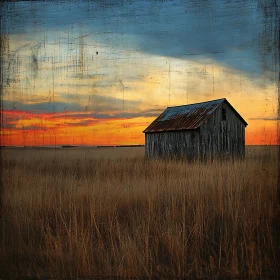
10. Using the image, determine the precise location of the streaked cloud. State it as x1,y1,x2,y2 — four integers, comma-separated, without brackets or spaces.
2,100,83,112
249,117,280,121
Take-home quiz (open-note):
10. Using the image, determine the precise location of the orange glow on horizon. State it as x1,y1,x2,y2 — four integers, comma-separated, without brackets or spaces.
1,110,278,146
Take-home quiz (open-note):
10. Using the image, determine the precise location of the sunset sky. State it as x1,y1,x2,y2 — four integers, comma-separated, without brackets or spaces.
1,1,279,146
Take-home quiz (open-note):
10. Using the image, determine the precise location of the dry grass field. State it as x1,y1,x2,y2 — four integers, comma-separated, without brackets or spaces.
1,146,279,279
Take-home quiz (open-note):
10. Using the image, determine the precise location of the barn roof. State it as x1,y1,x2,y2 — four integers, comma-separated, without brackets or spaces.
143,98,247,133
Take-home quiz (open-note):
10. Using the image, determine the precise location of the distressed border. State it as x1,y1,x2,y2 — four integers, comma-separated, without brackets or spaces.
0,0,279,278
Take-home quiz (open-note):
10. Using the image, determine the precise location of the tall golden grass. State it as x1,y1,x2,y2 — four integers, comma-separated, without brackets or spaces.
1,146,279,278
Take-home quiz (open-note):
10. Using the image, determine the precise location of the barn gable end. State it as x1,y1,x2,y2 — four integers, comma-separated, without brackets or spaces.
199,102,246,158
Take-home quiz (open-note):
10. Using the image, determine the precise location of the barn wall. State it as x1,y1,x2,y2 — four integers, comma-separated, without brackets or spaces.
145,130,200,159
199,102,246,158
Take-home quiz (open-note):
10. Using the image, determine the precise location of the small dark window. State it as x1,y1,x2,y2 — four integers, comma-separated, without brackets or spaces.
222,109,226,121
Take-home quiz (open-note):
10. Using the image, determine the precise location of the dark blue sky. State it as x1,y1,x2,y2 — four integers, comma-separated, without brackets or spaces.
2,0,278,82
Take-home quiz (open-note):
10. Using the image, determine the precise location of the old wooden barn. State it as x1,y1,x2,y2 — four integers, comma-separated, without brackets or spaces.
143,98,248,159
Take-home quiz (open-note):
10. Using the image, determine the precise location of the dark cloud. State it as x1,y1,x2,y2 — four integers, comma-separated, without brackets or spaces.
48,112,92,120
2,123,47,131
3,0,278,81
48,107,164,120
23,125,46,130
58,93,142,113
64,119,95,127
3,94,162,121
107,109,165,119
2,123,18,129
3,100,83,112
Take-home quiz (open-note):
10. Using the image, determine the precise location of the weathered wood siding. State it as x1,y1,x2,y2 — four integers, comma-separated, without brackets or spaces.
145,130,200,159
145,102,246,159
199,102,245,158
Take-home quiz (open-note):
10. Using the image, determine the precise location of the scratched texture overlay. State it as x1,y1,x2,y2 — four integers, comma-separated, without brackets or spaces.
0,0,279,147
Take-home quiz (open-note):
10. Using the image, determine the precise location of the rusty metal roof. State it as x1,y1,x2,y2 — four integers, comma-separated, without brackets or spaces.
143,98,247,133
